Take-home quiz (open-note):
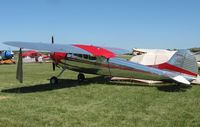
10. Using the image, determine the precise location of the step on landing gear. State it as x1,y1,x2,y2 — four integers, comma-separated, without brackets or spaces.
78,73,85,82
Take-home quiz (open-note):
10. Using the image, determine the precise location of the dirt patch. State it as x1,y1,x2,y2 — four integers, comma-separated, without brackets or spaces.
0,96,10,100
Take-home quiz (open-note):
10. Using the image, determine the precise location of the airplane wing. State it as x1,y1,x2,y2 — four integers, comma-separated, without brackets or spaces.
99,46,130,55
3,41,129,58
3,41,92,55
73,44,130,58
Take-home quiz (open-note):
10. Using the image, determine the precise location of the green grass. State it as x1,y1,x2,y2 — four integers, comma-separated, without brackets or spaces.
1,63,200,127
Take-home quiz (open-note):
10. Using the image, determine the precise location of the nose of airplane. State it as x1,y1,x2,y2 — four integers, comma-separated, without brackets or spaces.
50,52,66,63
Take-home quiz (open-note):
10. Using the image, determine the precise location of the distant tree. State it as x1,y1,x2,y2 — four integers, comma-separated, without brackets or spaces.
190,47,200,52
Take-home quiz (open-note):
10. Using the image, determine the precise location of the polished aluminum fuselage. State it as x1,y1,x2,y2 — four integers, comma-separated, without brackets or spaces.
57,54,180,81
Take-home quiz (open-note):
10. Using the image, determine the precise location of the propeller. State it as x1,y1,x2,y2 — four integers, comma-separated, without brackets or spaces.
51,36,54,44
16,48,23,83
51,36,56,71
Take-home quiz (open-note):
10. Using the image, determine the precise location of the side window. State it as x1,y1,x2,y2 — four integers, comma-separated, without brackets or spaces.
74,54,82,58
67,53,97,61
83,54,88,59
89,55,97,60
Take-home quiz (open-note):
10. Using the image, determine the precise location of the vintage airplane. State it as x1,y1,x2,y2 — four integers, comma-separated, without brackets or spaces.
2,40,198,85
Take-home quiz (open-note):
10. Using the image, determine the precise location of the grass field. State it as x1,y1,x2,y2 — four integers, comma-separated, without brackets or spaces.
1,63,200,127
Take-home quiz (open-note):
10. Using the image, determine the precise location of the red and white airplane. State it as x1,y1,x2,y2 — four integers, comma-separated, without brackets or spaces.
3,39,198,85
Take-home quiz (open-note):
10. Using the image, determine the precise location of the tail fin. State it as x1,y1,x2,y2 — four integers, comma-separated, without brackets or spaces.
167,49,198,76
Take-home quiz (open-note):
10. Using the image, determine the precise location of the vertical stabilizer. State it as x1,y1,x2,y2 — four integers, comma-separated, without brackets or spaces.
168,49,198,76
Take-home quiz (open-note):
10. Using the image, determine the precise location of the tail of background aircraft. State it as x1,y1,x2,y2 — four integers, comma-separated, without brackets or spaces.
167,49,198,77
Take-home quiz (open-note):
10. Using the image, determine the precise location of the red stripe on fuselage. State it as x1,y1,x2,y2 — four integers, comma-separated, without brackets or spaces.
61,57,154,76
73,44,116,58
50,51,197,77
150,63,197,77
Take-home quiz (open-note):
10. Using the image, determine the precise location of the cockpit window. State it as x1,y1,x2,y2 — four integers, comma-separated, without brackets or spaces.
74,54,82,58
89,55,97,60
67,53,72,58
67,53,97,61
83,54,88,59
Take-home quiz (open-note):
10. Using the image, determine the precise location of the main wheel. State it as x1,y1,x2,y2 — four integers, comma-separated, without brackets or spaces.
78,73,85,82
50,76,58,85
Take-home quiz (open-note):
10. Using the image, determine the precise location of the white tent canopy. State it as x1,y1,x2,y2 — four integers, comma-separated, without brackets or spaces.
130,49,176,65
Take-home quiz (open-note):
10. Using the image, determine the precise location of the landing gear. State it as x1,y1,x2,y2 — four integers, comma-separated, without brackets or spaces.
50,76,58,85
50,68,66,85
78,73,85,82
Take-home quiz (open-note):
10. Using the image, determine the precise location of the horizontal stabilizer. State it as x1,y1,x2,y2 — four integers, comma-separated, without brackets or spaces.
167,49,198,76
172,75,190,85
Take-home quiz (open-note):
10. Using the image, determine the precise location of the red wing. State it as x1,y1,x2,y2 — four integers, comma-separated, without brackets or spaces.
73,44,130,58
3,41,129,58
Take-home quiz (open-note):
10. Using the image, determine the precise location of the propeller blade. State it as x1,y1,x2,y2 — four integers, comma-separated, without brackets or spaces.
51,36,55,71
16,48,23,83
51,36,54,44
52,62,55,71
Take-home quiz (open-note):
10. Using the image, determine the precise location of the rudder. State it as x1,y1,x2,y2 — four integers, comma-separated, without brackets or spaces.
168,49,198,76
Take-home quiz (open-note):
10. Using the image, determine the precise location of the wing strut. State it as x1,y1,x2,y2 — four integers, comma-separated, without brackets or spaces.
16,48,23,83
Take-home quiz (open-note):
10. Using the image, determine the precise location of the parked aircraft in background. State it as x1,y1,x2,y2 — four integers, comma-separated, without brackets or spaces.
2,40,198,85
0,50,14,60
0,50,15,64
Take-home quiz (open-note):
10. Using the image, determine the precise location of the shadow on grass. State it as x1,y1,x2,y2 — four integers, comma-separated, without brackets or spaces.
1,76,108,94
1,76,192,93
156,84,192,92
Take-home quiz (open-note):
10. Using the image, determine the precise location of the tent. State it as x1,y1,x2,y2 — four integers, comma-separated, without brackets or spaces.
130,49,176,65
22,50,43,63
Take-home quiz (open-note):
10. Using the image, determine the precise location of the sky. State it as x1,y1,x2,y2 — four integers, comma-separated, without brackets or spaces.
0,0,200,50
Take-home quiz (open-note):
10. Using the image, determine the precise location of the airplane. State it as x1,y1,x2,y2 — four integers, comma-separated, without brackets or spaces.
2,39,199,86
0,50,15,64
0,50,14,60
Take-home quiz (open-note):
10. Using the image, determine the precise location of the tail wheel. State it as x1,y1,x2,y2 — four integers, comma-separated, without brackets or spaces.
78,73,85,82
50,76,58,85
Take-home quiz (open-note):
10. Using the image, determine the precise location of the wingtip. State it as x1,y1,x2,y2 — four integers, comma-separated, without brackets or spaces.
2,41,14,45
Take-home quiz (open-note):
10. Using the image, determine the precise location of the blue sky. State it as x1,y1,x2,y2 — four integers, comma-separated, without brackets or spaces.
0,0,200,50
